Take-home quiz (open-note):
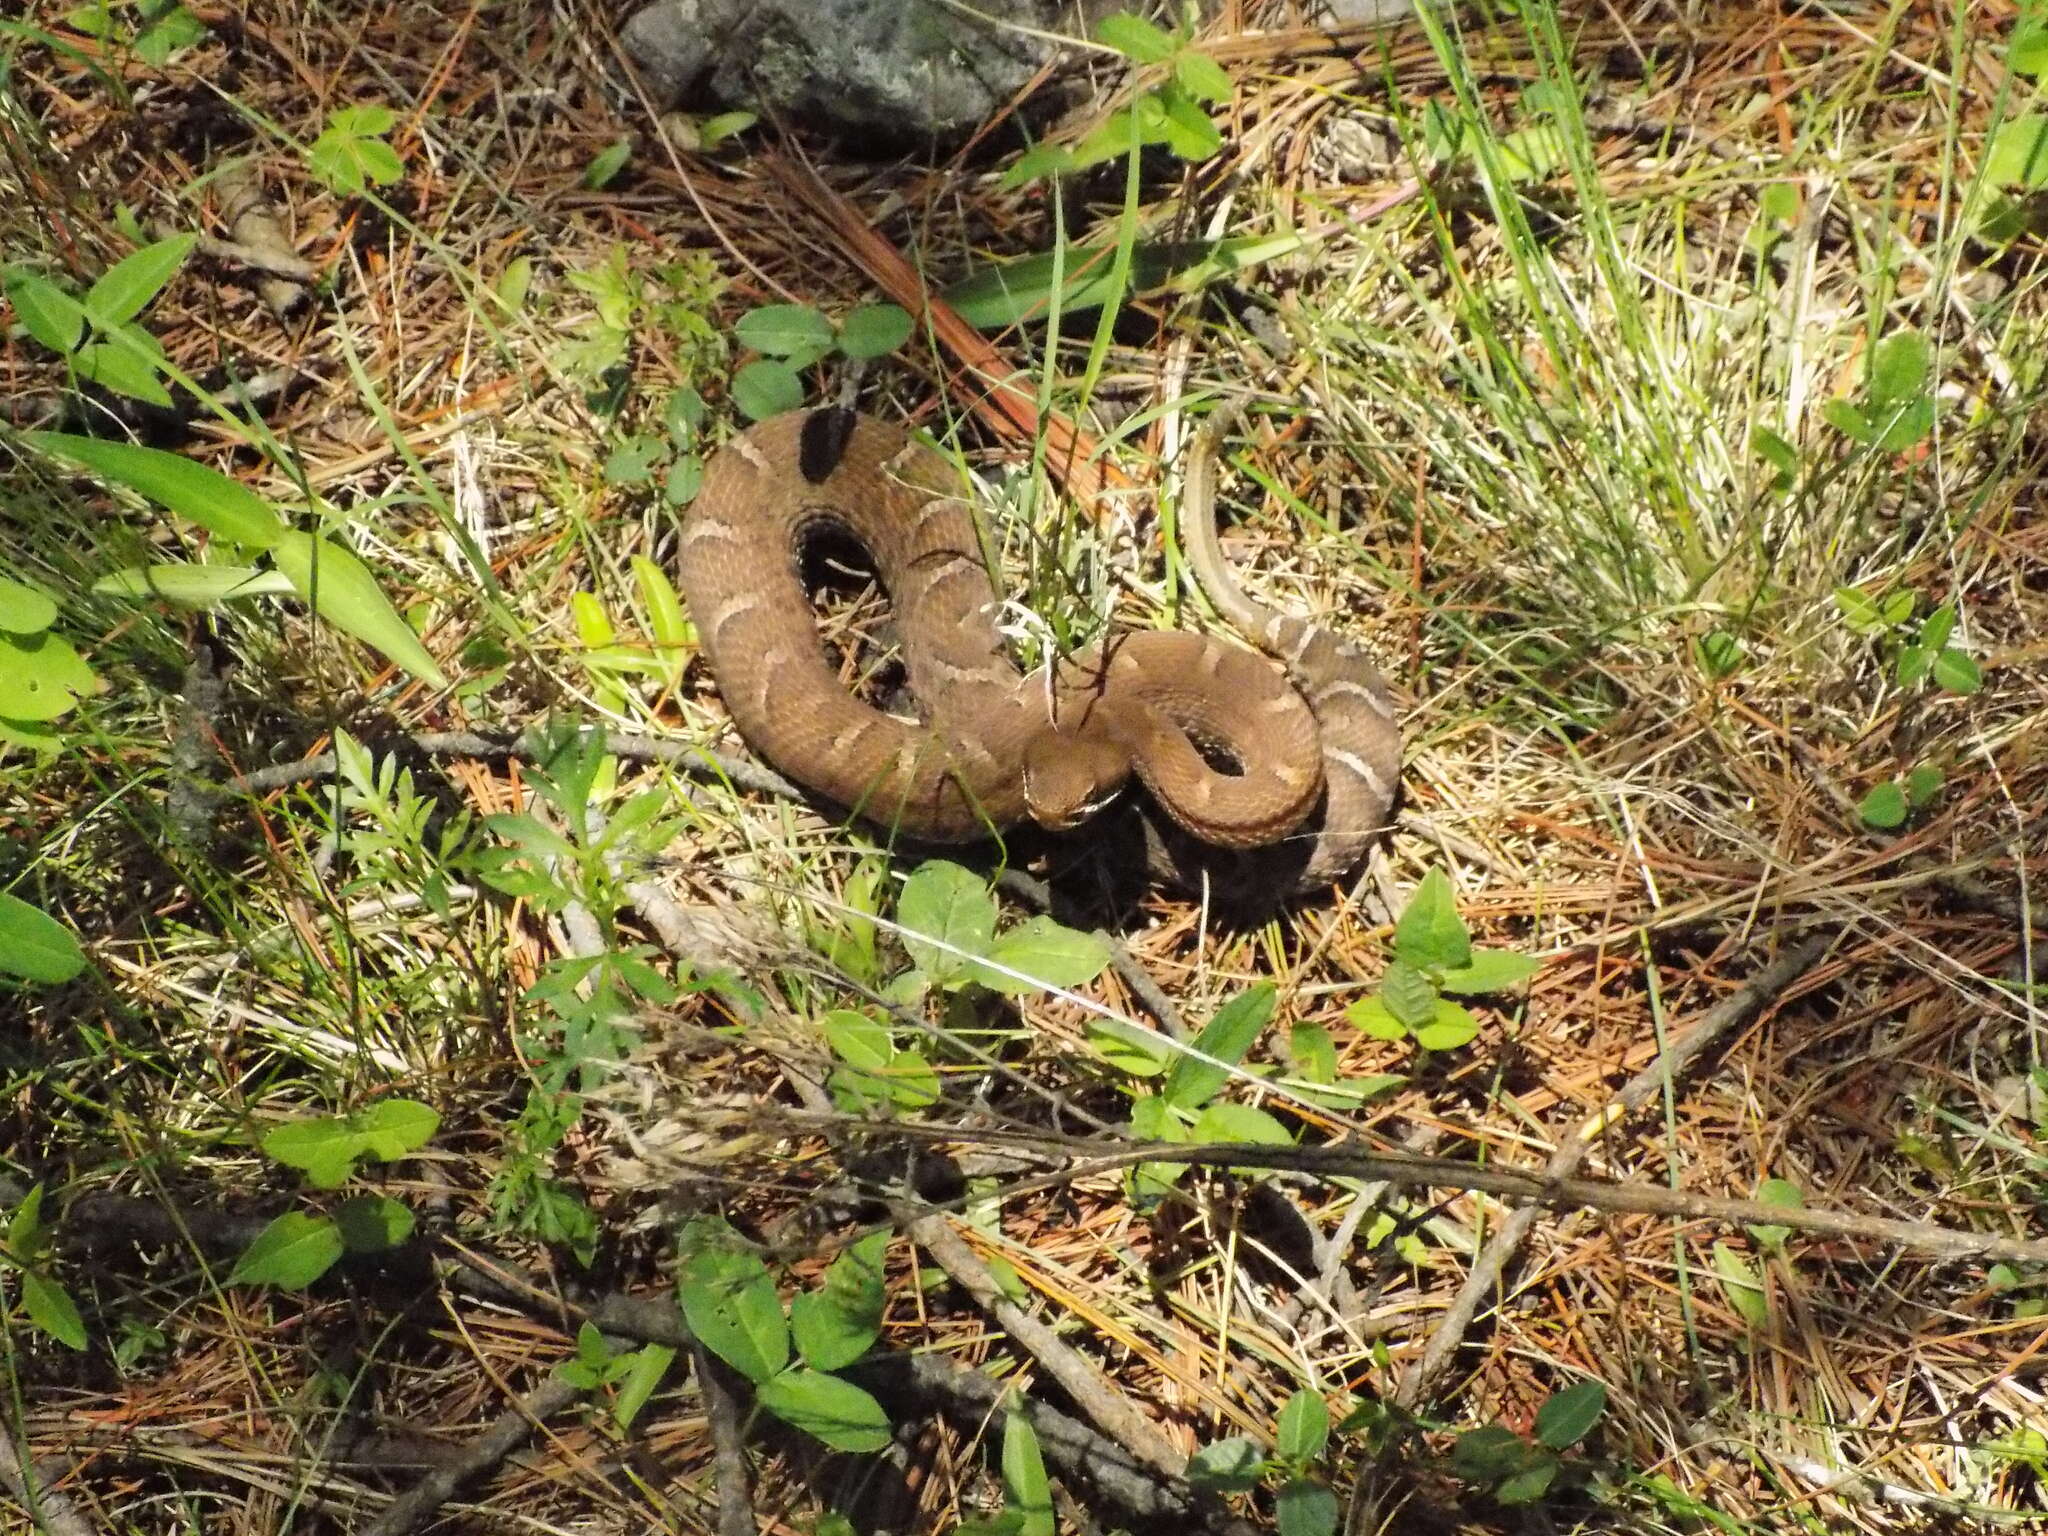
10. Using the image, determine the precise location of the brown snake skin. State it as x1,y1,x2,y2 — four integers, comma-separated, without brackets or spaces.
676,407,1399,889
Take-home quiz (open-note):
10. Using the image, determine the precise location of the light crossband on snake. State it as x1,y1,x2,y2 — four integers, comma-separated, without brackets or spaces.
676,405,1400,892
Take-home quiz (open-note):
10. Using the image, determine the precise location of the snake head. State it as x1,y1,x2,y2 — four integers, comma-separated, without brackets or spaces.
1021,731,1131,831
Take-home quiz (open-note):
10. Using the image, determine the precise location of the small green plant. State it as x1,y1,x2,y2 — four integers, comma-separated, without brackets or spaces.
555,1322,676,1431
1346,869,1540,1051
3,232,193,406
1830,585,1980,829
61,0,205,65
728,300,914,421
1186,1389,1341,1536
231,1098,440,1289
2,1185,87,1350
1002,10,1231,187
598,382,715,510
884,860,1109,1003
677,1219,892,1453
555,246,729,405
1710,1177,1806,1330
0,571,100,762
1833,587,1982,697
1110,983,1293,1207
34,431,449,688
1446,1379,1607,1505
955,1407,1055,1536
1972,5,2048,240
306,104,405,195
812,861,1108,1116
325,729,480,919
567,551,695,709
1820,329,1936,454
1420,78,1575,185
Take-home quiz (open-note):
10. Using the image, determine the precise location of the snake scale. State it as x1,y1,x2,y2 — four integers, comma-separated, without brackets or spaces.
676,405,1399,892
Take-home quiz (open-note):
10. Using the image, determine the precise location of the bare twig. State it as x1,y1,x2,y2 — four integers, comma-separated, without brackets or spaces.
355,1371,587,1536
899,1208,1188,1480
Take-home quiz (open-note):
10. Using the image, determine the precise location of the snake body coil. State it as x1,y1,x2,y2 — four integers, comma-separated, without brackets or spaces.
677,407,1399,890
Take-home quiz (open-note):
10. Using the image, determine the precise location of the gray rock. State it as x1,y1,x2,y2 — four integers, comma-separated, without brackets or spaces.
621,0,1080,144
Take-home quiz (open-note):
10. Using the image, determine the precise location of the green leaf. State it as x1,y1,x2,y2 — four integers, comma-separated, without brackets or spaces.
1985,115,2048,188
270,529,450,688
629,552,693,676
1932,647,1982,695
21,1269,87,1350
1163,982,1275,1110
1190,1101,1292,1147
229,1210,346,1289
1002,1407,1055,1536
82,234,194,326
7,1183,46,1256
0,630,96,721
1413,999,1482,1052
1748,1176,1803,1253
1921,602,1956,652
998,142,1075,189
1831,585,1882,632
755,1368,892,1453
1819,398,1872,442
1894,643,1932,689
1499,123,1569,181
1436,948,1541,995
1904,762,1945,808
1276,1389,1330,1462
735,304,836,359
1379,960,1439,1030
1879,589,1917,627
354,1098,439,1158
1289,1022,1338,1084
1857,780,1907,830
5,271,86,354
1186,1435,1266,1492
1694,630,1743,679
0,576,56,635
1174,49,1233,102
1086,1017,1171,1076
790,1230,888,1372
836,303,913,359
1874,395,1935,452
1393,868,1470,971
1750,425,1799,479
1758,180,1800,222
1711,1241,1768,1328
94,569,292,610
1155,86,1223,161
677,1243,789,1384
262,1116,360,1173
1345,994,1407,1041
610,1342,676,1430
0,892,86,985
1534,1379,1607,1449
972,916,1110,996
30,433,285,548
730,359,804,421
1867,330,1931,405
1095,11,1176,61
1276,1477,1340,1536
897,860,998,986
1495,1457,1559,1506
582,138,632,190
2013,16,2048,75
332,1193,415,1253
698,109,757,148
